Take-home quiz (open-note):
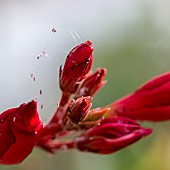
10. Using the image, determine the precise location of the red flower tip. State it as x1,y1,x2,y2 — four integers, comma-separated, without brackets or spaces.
84,40,93,48
141,128,152,136
76,68,107,97
67,96,92,124
75,116,152,154
60,41,93,94
14,99,42,133
109,72,170,121
0,100,43,164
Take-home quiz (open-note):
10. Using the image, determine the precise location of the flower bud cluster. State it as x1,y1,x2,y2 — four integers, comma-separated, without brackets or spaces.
1,40,170,165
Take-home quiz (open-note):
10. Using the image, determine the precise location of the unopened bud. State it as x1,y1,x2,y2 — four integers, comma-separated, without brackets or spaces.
75,116,152,154
60,41,93,94
108,72,170,121
67,96,92,124
76,68,107,98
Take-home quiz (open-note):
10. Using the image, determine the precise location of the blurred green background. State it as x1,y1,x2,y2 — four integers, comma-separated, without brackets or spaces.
1,0,170,169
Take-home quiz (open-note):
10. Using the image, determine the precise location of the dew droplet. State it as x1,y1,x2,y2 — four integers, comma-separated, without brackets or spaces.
13,117,16,122
57,102,59,107
37,51,46,59
35,131,37,135
31,73,34,78
42,51,45,55
52,28,57,33
30,73,36,82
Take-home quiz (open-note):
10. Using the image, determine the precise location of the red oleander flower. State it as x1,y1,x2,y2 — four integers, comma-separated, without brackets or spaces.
108,72,170,121
75,68,107,98
59,40,93,94
0,100,43,165
75,116,152,154
67,96,92,124
3,39,170,165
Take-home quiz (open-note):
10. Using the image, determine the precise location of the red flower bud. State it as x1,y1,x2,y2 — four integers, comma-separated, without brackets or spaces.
75,116,152,154
67,96,92,124
109,72,170,121
60,40,93,94
76,68,107,97
0,100,43,164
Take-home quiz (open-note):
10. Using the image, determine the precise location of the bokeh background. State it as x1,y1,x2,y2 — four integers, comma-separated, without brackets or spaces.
1,0,170,169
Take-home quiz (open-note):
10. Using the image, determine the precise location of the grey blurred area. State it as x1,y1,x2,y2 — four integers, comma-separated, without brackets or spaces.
1,0,170,170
